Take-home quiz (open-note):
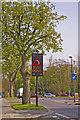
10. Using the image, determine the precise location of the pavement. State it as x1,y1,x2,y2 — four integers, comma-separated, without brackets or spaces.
1,98,54,119
1,98,80,120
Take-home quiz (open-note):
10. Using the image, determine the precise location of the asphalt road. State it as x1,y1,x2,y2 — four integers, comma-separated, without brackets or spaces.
0,98,2,119
31,98,79,119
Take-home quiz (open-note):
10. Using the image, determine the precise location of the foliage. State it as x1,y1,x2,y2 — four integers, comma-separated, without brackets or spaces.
2,1,67,102
2,1,66,56
38,56,78,95
2,39,22,96
14,70,23,94
30,75,36,93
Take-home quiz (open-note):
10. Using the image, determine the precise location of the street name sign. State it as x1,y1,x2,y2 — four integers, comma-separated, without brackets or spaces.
72,74,77,80
32,53,43,76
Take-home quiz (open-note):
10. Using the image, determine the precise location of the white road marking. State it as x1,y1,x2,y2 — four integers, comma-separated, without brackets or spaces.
52,115,58,118
55,113,71,119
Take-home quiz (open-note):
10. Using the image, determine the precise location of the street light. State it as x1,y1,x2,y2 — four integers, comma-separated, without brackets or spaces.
69,56,73,94
73,59,76,102
58,59,62,92
66,59,70,97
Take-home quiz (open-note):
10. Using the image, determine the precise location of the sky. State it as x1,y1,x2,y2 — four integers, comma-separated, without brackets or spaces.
43,2,78,70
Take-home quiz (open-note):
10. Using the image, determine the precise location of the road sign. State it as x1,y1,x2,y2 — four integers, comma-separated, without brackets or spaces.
72,74,77,80
33,56,42,66
32,53,43,76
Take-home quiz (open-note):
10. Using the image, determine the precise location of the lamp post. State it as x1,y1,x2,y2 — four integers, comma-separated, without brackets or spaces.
66,59,70,97
73,59,76,102
58,59,62,92
69,56,73,94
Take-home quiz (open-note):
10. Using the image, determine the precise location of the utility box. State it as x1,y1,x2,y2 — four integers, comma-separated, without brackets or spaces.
75,93,79,102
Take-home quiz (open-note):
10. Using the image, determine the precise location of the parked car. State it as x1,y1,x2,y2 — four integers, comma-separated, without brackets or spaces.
60,93,69,97
44,93,56,97
66,92,74,96
16,88,23,98
0,92,2,98
0,94,2,98
31,93,42,98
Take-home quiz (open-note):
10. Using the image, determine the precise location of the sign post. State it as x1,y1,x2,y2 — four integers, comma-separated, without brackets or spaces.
32,53,43,107
36,76,38,107
72,74,77,102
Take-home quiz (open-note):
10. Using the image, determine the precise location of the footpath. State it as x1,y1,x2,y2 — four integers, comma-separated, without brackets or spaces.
1,98,54,119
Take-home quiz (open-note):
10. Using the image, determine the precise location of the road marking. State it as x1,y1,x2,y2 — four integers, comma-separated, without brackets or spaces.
55,113,71,119
52,115,58,118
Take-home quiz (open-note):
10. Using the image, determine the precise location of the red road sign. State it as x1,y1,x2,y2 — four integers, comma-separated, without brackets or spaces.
32,56,42,66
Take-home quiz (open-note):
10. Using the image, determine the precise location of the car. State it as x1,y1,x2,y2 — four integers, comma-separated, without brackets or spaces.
60,93,69,97
0,95,2,98
31,93,42,98
66,92,74,96
0,92,2,98
44,93,56,97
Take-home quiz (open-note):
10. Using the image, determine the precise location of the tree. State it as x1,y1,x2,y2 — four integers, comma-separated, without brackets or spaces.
2,57,21,97
2,39,22,97
2,1,67,104
14,70,23,96
38,57,70,95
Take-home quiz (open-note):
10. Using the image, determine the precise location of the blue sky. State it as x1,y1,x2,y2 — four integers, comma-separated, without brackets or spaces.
43,2,78,69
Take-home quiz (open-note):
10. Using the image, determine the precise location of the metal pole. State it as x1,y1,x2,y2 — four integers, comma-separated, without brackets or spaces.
69,56,73,94
74,60,75,102
71,57,73,93
36,76,38,107
67,59,70,96
74,80,75,102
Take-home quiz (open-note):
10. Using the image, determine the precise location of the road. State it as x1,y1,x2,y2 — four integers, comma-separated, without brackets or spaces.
0,98,2,119
31,98,79,119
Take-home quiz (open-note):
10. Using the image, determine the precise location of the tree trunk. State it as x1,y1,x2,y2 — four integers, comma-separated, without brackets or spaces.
11,82,13,97
9,78,13,97
22,72,30,104
20,53,30,104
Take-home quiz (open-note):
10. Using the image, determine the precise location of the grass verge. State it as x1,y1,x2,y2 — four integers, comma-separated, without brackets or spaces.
9,101,22,103
11,104,46,110
5,97,19,100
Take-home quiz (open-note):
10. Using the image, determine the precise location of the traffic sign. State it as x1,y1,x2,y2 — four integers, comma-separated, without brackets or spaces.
32,56,42,66
72,74,77,80
32,53,43,76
